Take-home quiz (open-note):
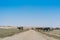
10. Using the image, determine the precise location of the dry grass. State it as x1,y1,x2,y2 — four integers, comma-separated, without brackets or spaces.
47,30,60,35
0,28,24,38
36,30,60,40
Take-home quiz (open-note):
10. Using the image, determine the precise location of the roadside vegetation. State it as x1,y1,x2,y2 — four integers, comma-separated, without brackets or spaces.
36,29,60,40
0,28,29,38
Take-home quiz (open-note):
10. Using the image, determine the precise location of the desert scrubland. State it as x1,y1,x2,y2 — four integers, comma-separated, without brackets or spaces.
0,26,60,40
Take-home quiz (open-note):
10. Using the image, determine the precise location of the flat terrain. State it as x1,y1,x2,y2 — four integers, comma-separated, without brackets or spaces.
0,28,22,38
46,30,60,36
40,30,60,39
2,30,58,40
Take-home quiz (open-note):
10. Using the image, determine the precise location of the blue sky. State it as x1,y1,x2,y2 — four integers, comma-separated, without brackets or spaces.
0,0,60,27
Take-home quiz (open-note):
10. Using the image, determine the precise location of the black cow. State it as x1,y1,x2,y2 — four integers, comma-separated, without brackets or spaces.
43,27,50,31
17,27,23,30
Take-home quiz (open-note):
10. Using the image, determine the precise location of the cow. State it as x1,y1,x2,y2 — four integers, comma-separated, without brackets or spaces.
17,27,23,30
35,27,43,31
43,27,51,31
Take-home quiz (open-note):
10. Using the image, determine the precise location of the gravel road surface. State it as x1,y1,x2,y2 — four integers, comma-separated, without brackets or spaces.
2,30,58,40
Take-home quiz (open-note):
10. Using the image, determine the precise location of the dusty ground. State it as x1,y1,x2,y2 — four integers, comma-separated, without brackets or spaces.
2,30,58,40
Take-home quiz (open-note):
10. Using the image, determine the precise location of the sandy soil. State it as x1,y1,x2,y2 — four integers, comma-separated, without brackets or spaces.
2,30,58,40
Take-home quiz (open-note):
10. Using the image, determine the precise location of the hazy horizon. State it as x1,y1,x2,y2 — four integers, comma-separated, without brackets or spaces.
0,0,60,27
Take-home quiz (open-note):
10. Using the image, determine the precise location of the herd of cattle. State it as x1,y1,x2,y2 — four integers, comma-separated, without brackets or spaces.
35,27,60,31
35,27,53,31
17,27,60,32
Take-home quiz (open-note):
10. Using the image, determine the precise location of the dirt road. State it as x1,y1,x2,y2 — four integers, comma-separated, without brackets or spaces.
2,30,58,40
